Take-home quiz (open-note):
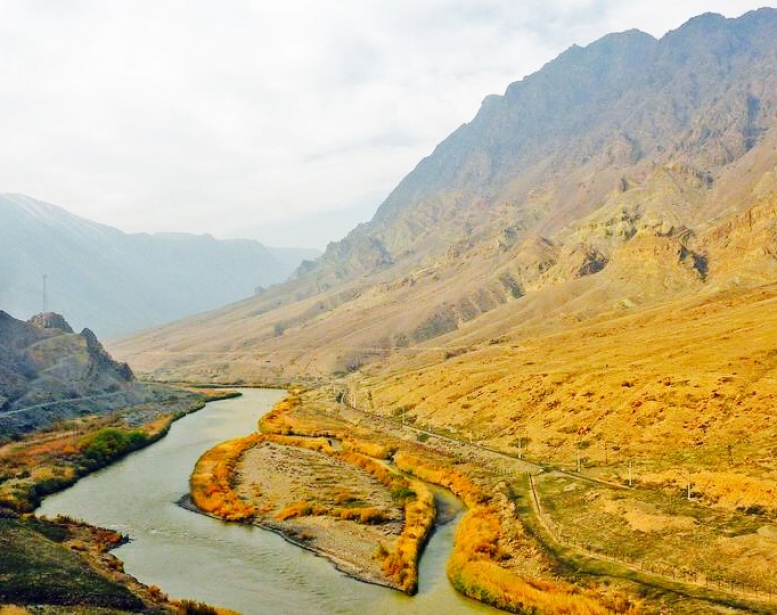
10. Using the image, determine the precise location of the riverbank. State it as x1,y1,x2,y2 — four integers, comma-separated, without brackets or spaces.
190,391,626,612
189,425,437,593
201,388,777,614
0,386,238,513
0,386,242,614
38,388,499,615
180,486,403,590
0,510,240,615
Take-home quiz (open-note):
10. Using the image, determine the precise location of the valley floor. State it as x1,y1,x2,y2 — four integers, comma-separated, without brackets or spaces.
192,386,777,614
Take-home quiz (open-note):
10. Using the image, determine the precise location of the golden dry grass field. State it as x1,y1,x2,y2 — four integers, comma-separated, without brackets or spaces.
306,281,777,612
363,282,777,493
194,383,777,613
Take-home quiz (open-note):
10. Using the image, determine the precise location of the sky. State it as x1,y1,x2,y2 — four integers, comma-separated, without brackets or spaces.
0,1,771,249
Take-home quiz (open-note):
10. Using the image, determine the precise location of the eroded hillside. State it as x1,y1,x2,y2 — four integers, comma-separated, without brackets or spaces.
112,9,777,385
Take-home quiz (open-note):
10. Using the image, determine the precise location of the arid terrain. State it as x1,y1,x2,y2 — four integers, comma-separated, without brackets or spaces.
115,10,777,613
6,7,777,615
191,387,777,613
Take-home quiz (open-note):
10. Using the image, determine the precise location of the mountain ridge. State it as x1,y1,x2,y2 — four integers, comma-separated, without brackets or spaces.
112,7,777,383
0,193,319,337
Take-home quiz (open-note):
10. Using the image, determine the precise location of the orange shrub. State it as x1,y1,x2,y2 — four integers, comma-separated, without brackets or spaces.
258,394,300,434
263,433,336,454
342,437,394,460
189,434,261,522
393,451,485,508
446,505,633,613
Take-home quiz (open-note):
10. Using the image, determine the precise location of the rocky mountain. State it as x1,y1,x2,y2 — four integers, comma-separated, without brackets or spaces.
113,8,777,383
0,311,169,436
0,194,319,337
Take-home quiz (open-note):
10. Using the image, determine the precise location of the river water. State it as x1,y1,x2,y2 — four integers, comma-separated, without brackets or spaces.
39,389,500,615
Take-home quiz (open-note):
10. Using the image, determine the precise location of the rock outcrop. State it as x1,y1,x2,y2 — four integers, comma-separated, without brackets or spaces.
0,311,153,437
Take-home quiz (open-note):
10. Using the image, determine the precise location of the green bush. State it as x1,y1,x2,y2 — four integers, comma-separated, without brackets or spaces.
79,428,150,468
390,483,416,503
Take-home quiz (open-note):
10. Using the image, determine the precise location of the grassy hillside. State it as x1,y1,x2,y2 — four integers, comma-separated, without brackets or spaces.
0,515,143,611
361,281,777,508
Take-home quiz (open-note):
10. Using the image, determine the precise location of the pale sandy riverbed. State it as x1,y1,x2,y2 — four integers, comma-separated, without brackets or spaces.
235,440,405,589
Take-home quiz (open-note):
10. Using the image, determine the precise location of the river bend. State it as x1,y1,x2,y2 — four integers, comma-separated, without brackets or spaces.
39,389,499,614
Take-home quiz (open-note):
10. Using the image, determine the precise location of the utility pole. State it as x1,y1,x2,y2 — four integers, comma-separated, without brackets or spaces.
628,459,633,487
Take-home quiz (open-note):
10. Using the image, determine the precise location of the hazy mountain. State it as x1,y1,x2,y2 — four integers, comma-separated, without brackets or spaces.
0,194,320,337
113,8,777,383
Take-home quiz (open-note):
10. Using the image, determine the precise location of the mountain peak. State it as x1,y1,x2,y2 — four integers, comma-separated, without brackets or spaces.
27,312,74,334
680,11,726,27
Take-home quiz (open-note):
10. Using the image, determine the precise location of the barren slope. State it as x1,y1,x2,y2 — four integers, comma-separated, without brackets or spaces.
112,9,777,386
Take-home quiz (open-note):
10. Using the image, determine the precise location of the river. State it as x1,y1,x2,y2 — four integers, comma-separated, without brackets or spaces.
39,388,501,615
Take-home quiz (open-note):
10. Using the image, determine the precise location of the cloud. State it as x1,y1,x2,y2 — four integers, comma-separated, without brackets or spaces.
0,0,769,248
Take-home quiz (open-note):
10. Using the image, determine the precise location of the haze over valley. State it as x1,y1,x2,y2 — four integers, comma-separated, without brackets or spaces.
4,4,777,615
0,193,319,337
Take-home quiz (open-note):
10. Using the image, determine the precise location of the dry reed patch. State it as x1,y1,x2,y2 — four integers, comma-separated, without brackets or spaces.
258,393,301,435
393,451,485,508
262,433,336,454
258,391,348,438
342,437,395,459
189,434,260,521
237,440,401,523
381,478,436,593
448,504,626,615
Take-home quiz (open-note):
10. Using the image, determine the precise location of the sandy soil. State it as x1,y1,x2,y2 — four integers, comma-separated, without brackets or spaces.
236,441,404,588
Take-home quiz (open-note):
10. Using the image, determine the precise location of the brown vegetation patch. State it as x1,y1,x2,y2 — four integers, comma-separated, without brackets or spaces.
601,498,696,533
189,434,260,521
238,440,400,524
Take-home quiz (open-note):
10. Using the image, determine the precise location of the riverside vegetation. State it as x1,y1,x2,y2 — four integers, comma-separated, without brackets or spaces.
0,387,240,614
191,391,643,613
0,387,239,512
192,385,777,614
190,392,436,594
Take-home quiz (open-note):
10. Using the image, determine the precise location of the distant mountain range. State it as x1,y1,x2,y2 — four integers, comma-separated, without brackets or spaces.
113,8,777,383
0,194,319,337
